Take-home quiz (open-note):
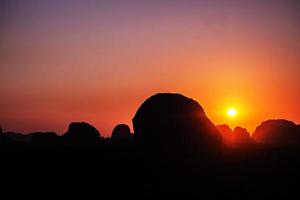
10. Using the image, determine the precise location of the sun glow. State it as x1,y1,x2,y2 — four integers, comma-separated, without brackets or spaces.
227,108,237,117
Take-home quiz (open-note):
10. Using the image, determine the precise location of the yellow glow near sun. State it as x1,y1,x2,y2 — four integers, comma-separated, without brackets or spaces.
227,108,237,117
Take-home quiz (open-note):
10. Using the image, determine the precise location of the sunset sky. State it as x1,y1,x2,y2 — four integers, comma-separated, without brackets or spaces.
1,0,300,136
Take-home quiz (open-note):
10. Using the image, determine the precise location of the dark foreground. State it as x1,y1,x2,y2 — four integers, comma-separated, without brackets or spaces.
1,143,300,199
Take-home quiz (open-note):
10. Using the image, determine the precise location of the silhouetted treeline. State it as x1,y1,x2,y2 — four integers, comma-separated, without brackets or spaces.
1,93,300,198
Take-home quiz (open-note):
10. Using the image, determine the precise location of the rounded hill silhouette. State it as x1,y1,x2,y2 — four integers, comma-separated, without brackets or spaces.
62,122,100,145
132,93,221,155
252,119,300,146
111,124,132,144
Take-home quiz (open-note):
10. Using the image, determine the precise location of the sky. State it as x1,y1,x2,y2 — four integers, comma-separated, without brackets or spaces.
1,0,300,136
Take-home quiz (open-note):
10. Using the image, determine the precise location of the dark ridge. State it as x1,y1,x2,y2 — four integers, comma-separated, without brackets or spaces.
217,124,253,147
31,132,59,145
252,119,300,146
4,131,32,143
232,126,253,146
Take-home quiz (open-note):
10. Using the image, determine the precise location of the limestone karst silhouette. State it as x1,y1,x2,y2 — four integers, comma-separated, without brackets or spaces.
62,122,101,145
217,125,252,147
111,124,132,144
1,93,300,198
4,131,32,143
31,132,59,145
232,126,253,146
216,124,233,147
252,119,300,146
132,93,222,155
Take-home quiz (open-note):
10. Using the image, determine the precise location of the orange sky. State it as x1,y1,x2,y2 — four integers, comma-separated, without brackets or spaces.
1,0,300,136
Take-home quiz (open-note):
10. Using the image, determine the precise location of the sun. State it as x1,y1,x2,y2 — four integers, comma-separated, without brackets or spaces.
227,108,237,117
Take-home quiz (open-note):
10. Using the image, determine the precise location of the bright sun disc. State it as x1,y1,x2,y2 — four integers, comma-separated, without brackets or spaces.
227,108,237,117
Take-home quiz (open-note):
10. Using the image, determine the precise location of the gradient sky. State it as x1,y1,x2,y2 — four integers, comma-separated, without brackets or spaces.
1,0,300,136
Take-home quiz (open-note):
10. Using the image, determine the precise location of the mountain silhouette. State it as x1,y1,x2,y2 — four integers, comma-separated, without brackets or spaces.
252,119,300,146
31,132,59,145
133,93,222,156
62,122,101,145
232,126,253,146
1,93,300,198
4,131,32,143
217,124,253,147
216,124,233,146
111,124,132,145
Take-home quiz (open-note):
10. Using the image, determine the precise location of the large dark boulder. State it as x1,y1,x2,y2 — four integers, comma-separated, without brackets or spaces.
132,93,221,155
62,122,100,145
252,119,300,146
111,124,132,144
